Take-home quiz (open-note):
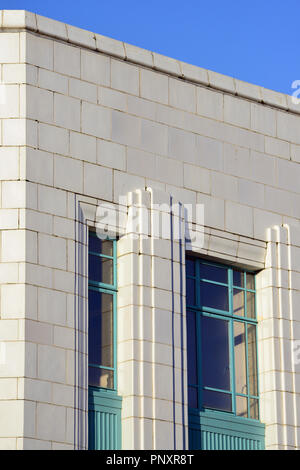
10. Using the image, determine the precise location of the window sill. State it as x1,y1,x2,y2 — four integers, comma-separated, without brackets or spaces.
89,387,122,409
189,408,265,450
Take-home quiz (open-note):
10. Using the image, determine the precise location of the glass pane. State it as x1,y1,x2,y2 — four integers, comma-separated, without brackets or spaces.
246,273,255,290
89,254,113,285
89,232,113,257
186,258,195,277
186,278,196,306
188,387,198,408
89,231,102,254
247,291,256,318
202,389,232,412
101,256,113,284
233,270,244,288
236,396,248,418
201,316,231,391
89,231,114,256
250,398,259,420
200,282,229,311
89,254,101,282
187,310,198,385
88,290,114,368
200,264,228,284
234,322,247,394
233,289,245,317
102,239,114,256
248,324,258,396
88,366,114,389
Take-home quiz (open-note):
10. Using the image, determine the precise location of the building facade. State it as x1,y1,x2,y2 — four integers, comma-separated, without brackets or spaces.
0,9,300,450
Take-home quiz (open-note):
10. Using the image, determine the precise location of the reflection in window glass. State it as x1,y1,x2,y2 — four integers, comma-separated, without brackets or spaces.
101,257,113,285
246,273,255,290
201,316,230,391
202,390,232,412
233,289,245,317
234,322,247,395
88,366,114,389
247,291,256,318
248,325,258,396
88,291,114,369
233,270,244,288
236,396,248,418
250,398,259,420
187,310,198,385
101,239,113,256
200,282,229,311
200,264,228,284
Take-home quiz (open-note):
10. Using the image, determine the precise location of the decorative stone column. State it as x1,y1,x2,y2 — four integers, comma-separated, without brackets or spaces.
257,224,300,449
117,187,188,450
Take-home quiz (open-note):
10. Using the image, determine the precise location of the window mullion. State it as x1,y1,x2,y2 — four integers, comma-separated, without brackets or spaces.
245,312,251,418
195,260,202,409
113,240,117,288
196,312,201,410
228,268,236,415
253,275,261,420
113,289,117,390
243,271,250,417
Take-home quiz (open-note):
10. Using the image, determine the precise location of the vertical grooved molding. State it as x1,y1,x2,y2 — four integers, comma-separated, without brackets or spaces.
138,188,152,449
285,224,300,449
117,189,146,449
257,224,300,449
118,187,188,449
149,188,157,449
74,197,89,450
179,201,188,449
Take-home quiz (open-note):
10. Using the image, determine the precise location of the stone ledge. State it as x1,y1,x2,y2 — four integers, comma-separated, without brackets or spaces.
0,9,299,116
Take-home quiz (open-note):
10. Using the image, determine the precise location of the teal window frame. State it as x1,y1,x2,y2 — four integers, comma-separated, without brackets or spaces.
186,258,260,421
88,230,122,450
88,231,118,391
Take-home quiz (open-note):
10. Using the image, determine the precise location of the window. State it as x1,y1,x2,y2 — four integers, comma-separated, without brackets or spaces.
88,231,117,390
88,230,121,450
186,258,259,420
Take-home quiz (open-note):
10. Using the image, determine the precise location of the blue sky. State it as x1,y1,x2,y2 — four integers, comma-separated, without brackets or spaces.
3,0,299,95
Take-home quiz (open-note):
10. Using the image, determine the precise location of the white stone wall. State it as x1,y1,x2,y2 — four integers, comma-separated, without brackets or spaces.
0,10,300,449
0,31,35,450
